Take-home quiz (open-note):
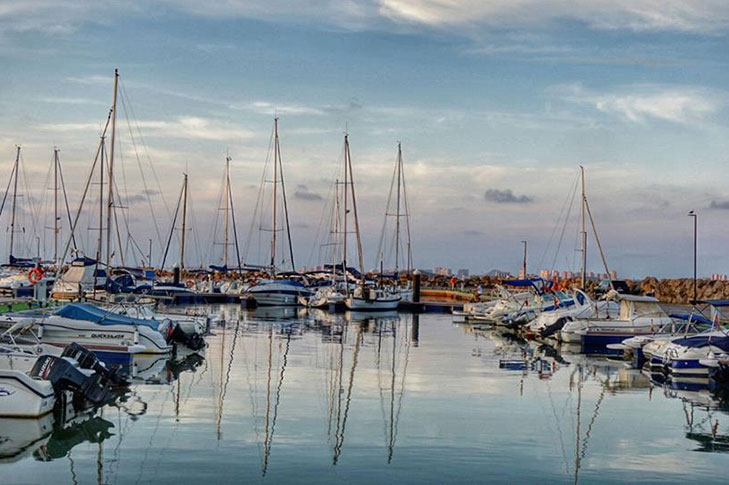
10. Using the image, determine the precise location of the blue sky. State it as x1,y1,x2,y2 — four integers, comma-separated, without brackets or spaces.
1,1,729,277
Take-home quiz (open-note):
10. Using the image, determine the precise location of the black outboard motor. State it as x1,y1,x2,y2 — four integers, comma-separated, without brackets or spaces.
30,355,111,405
169,323,206,351
61,343,128,387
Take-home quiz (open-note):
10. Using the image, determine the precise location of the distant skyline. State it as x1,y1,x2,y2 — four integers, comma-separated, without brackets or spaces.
1,1,729,278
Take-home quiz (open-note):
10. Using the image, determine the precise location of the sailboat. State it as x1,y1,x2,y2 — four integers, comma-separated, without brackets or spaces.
245,118,311,306
337,135,400,311
375,142,414,302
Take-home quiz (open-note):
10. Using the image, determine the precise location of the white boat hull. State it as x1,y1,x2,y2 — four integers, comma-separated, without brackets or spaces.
0,370,55,418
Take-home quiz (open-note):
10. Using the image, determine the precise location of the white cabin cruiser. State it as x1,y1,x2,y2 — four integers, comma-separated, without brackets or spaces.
525,290,618,339
345,285,401,311
246,279,312,307
560,292,672,345
10,303,171,362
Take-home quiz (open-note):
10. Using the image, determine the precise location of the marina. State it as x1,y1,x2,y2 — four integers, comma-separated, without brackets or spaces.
3,307,729,483
3,1,729,482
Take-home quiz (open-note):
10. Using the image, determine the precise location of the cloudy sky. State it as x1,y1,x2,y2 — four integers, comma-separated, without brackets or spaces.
1,1,729,278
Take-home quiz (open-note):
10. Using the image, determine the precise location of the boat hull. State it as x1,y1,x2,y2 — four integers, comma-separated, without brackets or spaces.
0,370,55,418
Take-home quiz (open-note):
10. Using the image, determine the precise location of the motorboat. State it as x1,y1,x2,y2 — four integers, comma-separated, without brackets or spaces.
559,292,672,345
246,278,312,306
525,290,618,339
12,303,172,362
345,285,401,311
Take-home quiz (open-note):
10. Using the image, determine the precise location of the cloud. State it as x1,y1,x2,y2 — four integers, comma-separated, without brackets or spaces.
463,229,484,236
555,83,725,124
37,116,254,141
709,200,729,210
484,188,533,204
293,184,323,201
378,0,729,33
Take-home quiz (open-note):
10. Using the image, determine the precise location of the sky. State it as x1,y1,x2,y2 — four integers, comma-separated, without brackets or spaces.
1,1,729,278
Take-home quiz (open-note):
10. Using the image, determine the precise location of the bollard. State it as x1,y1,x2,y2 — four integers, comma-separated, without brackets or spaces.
173,267,180,286
413,273,421,304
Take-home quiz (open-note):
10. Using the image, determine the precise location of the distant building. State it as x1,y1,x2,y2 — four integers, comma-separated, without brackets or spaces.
609,270,618,280
456,268,469,278
434,267,452,276
487,269,511,278
711,273,728,281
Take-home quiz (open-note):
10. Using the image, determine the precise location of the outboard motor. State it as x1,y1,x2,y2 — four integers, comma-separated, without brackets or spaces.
159,319,206,351
30,355,112,405
61,343,128,387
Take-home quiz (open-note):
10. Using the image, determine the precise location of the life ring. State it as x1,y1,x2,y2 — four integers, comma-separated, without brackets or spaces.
186,279,195,289
28,268,43,285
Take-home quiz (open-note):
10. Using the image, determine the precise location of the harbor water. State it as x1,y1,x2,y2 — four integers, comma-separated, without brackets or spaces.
2,305,728,484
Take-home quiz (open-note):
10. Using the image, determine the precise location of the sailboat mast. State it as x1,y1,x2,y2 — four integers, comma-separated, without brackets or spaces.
270,118,278,272
395,143,402,275
346,139,365,284
180,173,188,270
53,147,59,264
106,68,118,269
342,136,349,291
223,155,230,268
9,145,20,262
579,166,586,288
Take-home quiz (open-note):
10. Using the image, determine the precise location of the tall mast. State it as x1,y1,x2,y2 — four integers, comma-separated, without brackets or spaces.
53,147,59,264
342,135,349,292
180,173,188,270
106,68,118,269
346,137,365,284
395,143,402,274
270,118,278,272
579,166,586,289
223,154,230,268
9,145,19,262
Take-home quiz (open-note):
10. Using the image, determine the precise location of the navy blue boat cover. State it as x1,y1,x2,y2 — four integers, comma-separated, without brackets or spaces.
54,303,159,329
671,335,729,353
668,313,713,326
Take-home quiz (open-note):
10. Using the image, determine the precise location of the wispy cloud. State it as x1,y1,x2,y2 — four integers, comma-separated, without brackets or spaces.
554,83,725,124
37,116,254,141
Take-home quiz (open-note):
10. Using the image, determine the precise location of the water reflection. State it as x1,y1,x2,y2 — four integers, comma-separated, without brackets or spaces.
8,308,729,483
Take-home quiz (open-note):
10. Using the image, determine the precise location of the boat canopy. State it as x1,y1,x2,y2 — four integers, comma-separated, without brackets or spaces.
696,299,729,307
672,335,729,353
669,313,713,326
503,278,547,294
54,303,159,329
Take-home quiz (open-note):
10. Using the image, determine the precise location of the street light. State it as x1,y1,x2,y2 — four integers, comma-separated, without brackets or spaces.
688,210,697,304
521,240,527,278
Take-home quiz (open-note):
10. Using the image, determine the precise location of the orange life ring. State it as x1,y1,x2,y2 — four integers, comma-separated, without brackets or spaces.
186,279,195,289
28,268,43,285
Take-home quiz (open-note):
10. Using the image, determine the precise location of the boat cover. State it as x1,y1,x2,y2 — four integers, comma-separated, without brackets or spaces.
668,313,712,326
54,303,159,329
671,335,729,353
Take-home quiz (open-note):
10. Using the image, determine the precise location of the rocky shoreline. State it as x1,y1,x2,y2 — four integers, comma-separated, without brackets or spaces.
422,275,721,305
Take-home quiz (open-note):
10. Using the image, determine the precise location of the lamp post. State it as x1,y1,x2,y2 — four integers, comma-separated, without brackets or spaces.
521,240,527,278
688,210,697,303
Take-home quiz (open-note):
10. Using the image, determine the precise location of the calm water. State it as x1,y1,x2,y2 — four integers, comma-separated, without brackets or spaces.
2,305,729,484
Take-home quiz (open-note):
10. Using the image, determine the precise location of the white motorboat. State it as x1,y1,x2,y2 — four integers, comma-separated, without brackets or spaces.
560,292,672,345
525,290,618,338
14,303,171,362
0,369,55,418
345,286,401,311
247,279,312,306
